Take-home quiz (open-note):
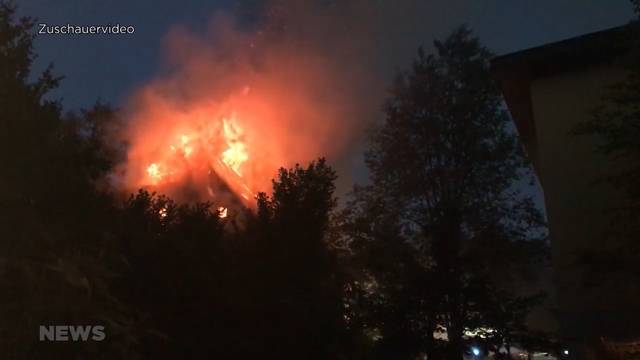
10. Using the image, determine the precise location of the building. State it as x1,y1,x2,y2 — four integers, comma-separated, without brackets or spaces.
492,25,640,359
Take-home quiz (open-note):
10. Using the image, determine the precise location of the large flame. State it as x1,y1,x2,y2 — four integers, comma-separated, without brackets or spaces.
114,14,368,211
129,99,261,207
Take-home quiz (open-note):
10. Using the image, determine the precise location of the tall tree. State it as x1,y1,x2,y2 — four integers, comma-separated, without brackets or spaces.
345,26,547,360
0,2,133,357
246,158,352,359
114,190,235,358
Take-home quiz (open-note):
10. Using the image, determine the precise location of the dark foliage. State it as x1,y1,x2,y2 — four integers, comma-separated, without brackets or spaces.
0,2,132,358
0,3,349,357
342,26,549,360
244,160,351,359
1,2,554,359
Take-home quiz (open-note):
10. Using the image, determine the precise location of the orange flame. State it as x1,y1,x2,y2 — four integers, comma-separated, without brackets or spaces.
135,107,256,206
221,116,248,176
115,17,363,209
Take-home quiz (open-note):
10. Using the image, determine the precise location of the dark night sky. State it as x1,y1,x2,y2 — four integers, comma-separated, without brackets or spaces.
21,0,634,110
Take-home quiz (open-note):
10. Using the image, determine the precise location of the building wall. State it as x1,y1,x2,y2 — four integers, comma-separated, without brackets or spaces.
529,65,639,343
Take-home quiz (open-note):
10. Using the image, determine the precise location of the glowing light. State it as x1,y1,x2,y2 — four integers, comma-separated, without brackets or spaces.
464,327,495,339
471,347,481,357
563,349,569,356
139,110,255,210
158,207,168,218
179,134,193,157
221,116,248,176
116,20,361,210
146,163,163,183
123,79,274,214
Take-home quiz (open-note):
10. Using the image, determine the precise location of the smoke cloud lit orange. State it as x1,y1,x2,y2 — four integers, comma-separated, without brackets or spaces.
114,14,365,208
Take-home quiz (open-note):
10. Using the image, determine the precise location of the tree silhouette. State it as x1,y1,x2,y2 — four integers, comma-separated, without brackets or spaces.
1,1,557,358
115,190,235,358
0,4,355,355
0,2,133,358
344,26,548,360
111,160,351,359
245,159,351,359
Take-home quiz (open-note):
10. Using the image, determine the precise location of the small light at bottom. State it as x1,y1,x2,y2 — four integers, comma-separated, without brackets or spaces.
563,349,570,356
471,347,481,356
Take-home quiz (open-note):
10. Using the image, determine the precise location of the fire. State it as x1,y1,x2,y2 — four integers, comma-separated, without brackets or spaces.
116,18,362,210
146,163,164,184
157,205,227,219
179,134,193,157
221,117,248,176
134,107,257,209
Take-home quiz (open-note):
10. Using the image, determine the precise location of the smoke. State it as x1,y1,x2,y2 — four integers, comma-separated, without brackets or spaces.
115,0,451,205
